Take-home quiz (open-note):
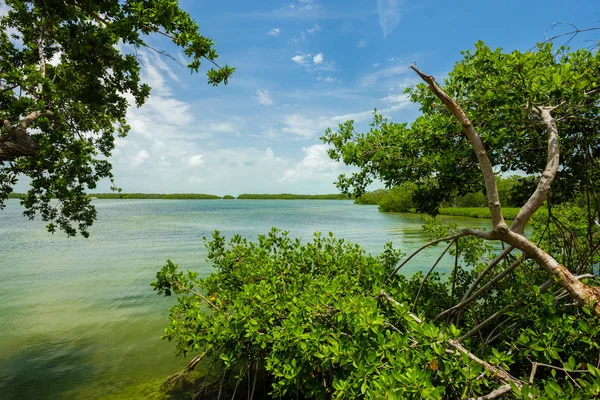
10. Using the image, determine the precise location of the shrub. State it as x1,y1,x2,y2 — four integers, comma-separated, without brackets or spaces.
153,225,600,399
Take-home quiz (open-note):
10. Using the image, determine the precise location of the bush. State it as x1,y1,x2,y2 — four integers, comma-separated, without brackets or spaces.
378,183,415,212
222,195,235,199
153,225,600,399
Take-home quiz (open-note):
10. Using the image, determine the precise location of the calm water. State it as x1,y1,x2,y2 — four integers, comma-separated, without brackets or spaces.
0,199,491,399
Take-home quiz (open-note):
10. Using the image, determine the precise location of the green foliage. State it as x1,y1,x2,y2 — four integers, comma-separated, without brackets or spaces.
354,189,388,205
322,43,600,214
437,207,522,219
0,0,233,236
222,195,235,199
154,225,600,399
237,193,351,200
378,183,415,212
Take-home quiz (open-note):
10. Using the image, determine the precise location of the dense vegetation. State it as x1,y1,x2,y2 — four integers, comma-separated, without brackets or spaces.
356,176,532,212
237,193,351,200
0,0,233,237
155,39,600,399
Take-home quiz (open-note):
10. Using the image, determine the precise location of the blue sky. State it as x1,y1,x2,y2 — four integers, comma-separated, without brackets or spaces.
90,0,598,195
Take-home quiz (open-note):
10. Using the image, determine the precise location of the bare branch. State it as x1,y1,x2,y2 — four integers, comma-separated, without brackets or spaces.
512,107,560,233
413,239,455,312
435,256,525,322
465,384,512,400
447,339,523,390
460,246,515,305
410,64,507,231
379,290,422,323
503,230,600,314
385,228,497,284
37,30,46,95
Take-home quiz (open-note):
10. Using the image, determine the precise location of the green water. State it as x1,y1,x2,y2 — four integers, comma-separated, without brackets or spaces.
0,199,491,399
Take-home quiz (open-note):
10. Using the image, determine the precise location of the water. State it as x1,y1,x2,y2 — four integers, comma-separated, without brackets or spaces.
0,199,491,399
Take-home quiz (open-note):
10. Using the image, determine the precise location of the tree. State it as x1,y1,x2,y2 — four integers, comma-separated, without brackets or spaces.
0,0,233,236
322,42,600,314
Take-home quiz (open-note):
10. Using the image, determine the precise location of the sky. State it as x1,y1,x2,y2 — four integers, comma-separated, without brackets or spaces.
19,0,600,195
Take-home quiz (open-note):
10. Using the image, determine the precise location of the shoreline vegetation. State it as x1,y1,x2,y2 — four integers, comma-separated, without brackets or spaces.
8,192,522,220
7,192,353,200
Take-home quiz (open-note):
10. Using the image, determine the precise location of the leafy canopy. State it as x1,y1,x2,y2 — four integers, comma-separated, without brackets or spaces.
153,226,600,399
0,0,233,236
322,42,600,214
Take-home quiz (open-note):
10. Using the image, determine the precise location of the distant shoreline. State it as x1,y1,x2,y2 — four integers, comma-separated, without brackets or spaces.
7,193,352,200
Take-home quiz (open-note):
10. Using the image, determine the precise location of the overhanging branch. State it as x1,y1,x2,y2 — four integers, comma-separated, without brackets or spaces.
409,65,507,231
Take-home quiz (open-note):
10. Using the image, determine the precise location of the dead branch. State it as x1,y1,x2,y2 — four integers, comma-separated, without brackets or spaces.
512,106,560,233
410,65,507,232
447,340,523,390
385,229,496,284
460,246,515,305
379,290,422,323
435,256,525,322
465,383,512,400
413,239,455,312
164,352,207,386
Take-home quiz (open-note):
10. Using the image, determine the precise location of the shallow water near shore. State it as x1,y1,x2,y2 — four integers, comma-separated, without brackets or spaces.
0,199,493,399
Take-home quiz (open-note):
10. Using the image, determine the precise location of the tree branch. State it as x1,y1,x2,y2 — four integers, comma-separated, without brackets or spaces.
435,256,525,322
512,107,560,233
410,64,507,232
503,230,600,316
447,339,523,390
385,228,496,284
465,384,512,400
460,246,515,305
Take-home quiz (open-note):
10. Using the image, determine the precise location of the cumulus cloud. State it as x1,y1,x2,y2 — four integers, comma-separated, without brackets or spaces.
281,144,339,182
357,39,368,48
188,155,204,166
255,89,274,106
382,93,411,110
377,0,402,38
292,53,310,65
130,149,149,167
313,53,324,64
267,28,280,36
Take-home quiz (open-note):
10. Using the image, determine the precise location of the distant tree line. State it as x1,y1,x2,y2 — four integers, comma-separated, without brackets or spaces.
237,193,352,200
354,175,565,213
7,193,351,200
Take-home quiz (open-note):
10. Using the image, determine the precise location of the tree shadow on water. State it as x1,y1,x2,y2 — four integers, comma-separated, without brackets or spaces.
0,339,95,400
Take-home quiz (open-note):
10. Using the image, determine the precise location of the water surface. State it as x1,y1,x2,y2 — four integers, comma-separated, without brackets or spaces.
0,199,491,399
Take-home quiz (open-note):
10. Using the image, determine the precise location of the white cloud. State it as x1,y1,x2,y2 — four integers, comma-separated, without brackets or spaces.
318,76,338,83
357,39,368,48
377,0,402,38
282,109,374,138
297,0,319,11
307,24,321,33
372,63,380,68
208,121,237,133
313,53,324,64
281,144,339,182
267,28,281,36
130,150,149,167
255,89,274,106
292,53,310,65
188,155,204,166
359,65,407,87
382,93,411,110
